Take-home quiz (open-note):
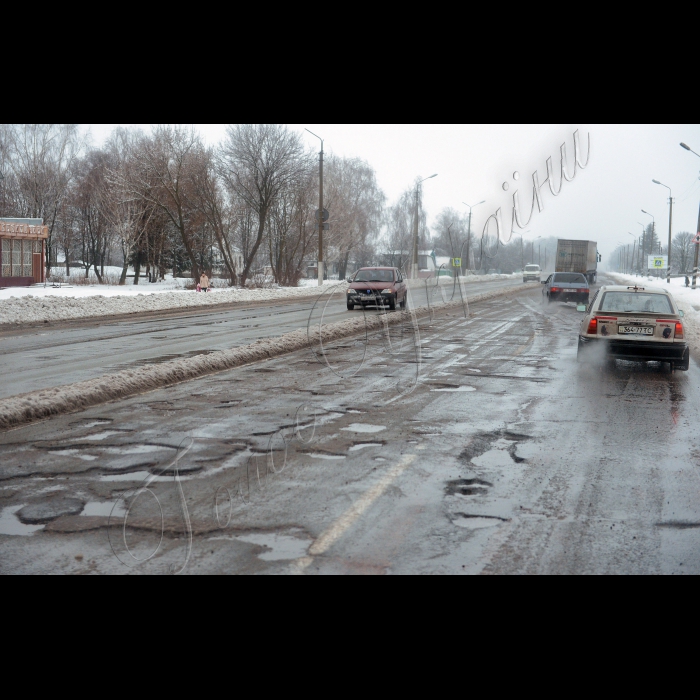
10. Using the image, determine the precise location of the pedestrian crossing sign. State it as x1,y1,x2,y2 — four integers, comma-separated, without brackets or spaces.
452,258,461,267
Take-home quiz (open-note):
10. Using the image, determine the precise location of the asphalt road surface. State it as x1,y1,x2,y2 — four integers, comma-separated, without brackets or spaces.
0,277,519,400
2,275,699,574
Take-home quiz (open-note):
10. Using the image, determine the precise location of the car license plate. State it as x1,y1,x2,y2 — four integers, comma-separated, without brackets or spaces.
564,289,577,292
618,326,653,335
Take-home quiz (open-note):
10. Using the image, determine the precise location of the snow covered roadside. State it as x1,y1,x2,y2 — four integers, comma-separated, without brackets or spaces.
0,282,539,430
0,273,521,326
606,273,700,354
0,280,347,326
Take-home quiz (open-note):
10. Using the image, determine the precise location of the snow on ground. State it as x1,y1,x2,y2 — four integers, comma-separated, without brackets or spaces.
606,273,700,352
0,271,522,325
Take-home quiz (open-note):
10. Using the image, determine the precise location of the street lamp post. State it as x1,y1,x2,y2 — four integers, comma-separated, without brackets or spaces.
412,174,437,279
637,221,647,274
642,208,655,253
462,200,484,275
628,232,637,275
680,143,700,289
305,129,325,286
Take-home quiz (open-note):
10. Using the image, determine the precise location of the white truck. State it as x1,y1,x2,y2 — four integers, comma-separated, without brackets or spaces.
555,239,600,284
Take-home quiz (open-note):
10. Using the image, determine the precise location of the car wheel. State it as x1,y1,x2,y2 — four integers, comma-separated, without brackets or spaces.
347,302,354,311
389,297,396,311
400,297,406,309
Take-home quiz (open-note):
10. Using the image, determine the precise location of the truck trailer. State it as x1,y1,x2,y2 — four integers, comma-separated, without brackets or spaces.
555,239,600,284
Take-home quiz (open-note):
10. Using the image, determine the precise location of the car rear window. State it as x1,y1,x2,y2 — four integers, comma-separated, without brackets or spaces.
525,265,539,271
553,273,586,283
354,269,394,282
598,292,674,314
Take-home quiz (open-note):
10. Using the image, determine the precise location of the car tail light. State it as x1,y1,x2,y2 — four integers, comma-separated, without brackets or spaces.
582,288,589,294
587,318,597,334
550,287,559,292
675,321,684,339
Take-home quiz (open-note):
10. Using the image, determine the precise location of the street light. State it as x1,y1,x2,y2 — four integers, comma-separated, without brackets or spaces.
412,174,437,279
305,129,325,286
641,210,655,276
680,142,700,288
637,221,647,273
462,200,484,274
628,232,637,276
652,179,673,284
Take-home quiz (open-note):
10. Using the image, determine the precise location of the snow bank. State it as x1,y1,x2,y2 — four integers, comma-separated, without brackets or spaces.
0,280,347,326
0,273,522,326
0,282,539,430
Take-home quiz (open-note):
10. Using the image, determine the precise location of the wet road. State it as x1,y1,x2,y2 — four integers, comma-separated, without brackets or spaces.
2,277,699,574
0,277,519,400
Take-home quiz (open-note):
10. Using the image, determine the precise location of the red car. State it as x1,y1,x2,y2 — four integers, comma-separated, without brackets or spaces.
346,267,407,311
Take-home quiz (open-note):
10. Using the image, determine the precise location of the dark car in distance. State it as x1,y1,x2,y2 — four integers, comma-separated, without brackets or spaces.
346,267,407,311
542,272,590,304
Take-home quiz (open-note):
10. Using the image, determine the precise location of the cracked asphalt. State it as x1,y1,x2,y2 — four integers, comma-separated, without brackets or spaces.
2,275,700,575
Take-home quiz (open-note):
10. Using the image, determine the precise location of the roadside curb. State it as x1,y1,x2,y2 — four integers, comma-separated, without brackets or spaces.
0,283,539,431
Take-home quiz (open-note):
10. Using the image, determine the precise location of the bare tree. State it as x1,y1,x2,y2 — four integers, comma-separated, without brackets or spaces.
4,124,85,273
115,125,208,281
218,124,309,287
673,231,694,274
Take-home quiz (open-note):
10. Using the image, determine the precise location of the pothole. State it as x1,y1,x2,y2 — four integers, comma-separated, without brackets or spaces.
451,512,509,529
349,442,385,452
445,478,493,496
341,424,386,434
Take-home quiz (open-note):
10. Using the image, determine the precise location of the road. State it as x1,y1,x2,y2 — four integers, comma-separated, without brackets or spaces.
0,277,519,399
1,275,699,574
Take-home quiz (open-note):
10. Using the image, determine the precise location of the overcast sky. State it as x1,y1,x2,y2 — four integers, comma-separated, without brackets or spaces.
84,124,700,269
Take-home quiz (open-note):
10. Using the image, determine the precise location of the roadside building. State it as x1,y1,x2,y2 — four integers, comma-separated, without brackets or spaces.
0,218,48,286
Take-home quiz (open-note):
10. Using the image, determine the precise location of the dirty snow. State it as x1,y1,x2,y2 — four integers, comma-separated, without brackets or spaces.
0,272,521,326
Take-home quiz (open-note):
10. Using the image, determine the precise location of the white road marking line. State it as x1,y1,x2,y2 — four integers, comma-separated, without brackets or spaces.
290,453,417,573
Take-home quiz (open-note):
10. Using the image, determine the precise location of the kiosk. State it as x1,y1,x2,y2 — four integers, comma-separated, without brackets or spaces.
0,218,48,286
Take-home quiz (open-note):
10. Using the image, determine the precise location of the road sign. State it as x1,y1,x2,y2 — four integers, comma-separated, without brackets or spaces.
315,208,329,222
451,257,461,267
647,255,668,270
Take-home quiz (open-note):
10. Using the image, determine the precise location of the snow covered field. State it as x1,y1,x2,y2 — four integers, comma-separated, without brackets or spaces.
0,271,521,325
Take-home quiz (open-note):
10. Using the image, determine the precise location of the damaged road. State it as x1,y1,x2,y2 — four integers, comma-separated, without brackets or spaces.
2,277,700,574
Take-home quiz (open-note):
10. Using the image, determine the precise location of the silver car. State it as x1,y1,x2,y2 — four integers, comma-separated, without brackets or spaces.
577,285,689,370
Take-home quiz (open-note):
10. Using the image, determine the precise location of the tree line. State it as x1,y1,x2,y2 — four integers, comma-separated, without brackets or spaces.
0,124,394,286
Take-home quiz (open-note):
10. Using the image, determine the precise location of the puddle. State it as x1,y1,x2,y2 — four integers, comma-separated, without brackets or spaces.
209,532,312,561
0,505,45,535
349,443,384,452
103,445,174,455
431,386,476,392
471,448,516,469
305,453,347,461
346,410,364,414
48,450,99,462
452,513,506,529
71,420,112,429
82,431,123,441
81,501,127,517
341,424,387,434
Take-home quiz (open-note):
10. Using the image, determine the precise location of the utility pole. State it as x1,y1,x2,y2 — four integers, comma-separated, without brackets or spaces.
692,200,700,289
412,174,437,279
305,129,324,286
462,200,484,276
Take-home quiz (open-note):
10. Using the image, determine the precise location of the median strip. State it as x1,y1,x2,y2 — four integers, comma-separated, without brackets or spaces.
0,283,539,430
